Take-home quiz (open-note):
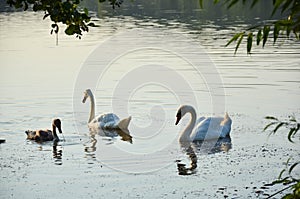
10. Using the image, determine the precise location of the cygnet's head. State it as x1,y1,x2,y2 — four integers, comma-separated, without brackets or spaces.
52,118,62,134
82,89,92,103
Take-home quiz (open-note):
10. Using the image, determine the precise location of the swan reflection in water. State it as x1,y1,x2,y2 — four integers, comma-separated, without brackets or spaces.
177,142,198,175
177,136,232,175
174,105,232,175
90,128,133,144
84,128,133,161
52,140,63,166
84,133,97,164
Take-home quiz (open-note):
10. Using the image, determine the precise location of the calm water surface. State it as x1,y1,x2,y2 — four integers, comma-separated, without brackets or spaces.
0,2,300,198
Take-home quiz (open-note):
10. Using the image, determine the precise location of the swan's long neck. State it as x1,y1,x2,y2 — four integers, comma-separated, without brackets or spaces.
180,107,196,142
88,93,96,123
52,125,59,141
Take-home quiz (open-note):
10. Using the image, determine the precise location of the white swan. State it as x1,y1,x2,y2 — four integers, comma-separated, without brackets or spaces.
175,105,232,142
82,89,131,133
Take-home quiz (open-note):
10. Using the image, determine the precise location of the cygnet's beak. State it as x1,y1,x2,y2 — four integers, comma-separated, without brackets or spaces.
57,125,63,134
82,95,87,103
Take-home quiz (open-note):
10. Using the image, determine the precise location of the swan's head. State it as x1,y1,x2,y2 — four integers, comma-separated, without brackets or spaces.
175,108,182,125
82,89,92,103
52,118,62,134
175,105,194,125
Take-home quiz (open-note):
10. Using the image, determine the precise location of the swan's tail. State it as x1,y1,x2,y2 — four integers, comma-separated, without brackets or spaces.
117,116,132,131
221,112,232,125
225,112,229,119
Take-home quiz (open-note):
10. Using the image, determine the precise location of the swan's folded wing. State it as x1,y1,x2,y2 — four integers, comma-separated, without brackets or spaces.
92,113,120,129
194,118,211,132
196,116,206,124
191,118,211,140
193,117,228,140
103,121,119,129
97,113,119,123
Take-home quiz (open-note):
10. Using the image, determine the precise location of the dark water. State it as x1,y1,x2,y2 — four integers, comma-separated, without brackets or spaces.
0,1,299,198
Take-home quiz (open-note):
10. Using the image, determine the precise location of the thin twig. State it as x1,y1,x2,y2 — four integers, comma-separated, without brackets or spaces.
266,184,294,198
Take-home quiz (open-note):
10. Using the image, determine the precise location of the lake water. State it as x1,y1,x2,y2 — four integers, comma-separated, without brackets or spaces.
1,1,300,198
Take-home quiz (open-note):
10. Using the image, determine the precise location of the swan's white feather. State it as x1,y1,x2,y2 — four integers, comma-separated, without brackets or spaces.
192,117,231,140
88,113,120,132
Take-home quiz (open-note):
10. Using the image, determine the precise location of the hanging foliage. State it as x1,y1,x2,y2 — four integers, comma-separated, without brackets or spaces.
6,0,123,39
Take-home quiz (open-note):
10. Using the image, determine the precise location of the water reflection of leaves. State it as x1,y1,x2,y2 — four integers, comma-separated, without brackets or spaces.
177,136,232,175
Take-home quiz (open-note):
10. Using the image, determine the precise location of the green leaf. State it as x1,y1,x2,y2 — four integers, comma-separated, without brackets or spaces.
54,25,59,34
289,162,299,175
84,8,89,15
285,157,292,166
228,0,239,9
265,116,278,120
263,122,277,131
199,0,203,9
272,177,290,185
225,32,243,47
263,25,270,48
43,13,50,20
273,122,285,133
24,2,28,11
250,0,259,8
272,0,285,16
282,193,295,199
235,33,244,54
247,32,253,54
287,128,295,143
257,29,262,45
296,123,300,132
281,0,293,14
65,24,76,35
288,115,296,122
278,169,286,179
274,23,280,44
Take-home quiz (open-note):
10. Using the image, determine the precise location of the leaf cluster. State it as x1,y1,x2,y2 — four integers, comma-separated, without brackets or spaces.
263,115,300,198
264,115,300,143
200,0,300,54
265,159,299,198
6,0,122,38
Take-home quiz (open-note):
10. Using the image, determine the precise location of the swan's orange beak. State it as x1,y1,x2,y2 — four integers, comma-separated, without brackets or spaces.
175,116,181,125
